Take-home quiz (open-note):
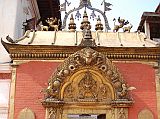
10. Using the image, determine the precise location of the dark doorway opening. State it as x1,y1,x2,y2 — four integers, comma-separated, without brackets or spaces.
97,114,106,119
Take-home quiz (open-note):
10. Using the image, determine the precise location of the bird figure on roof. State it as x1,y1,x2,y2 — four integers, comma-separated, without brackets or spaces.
6,35,15,43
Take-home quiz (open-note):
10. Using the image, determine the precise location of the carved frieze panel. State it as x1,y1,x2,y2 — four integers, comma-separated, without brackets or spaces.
62,70,113,102
42,47,134,108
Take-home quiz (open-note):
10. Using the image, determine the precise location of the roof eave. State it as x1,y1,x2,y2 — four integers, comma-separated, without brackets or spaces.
137,12,160,30
1,40,160,61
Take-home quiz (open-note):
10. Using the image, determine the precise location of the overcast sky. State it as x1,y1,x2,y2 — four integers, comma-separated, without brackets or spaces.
60,0,160,31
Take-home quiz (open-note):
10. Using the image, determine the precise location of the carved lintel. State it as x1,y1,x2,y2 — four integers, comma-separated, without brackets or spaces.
111,99,133,107
42,99,64,108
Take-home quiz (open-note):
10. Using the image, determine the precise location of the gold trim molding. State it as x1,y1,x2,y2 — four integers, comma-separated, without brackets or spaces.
1,40,160,61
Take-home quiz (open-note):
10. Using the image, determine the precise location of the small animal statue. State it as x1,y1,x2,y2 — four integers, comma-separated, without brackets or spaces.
40,25,49,31
46,17,60,31
113,17,129,32
123,24,133,32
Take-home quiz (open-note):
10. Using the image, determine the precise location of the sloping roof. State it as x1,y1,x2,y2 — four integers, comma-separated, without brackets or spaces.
12,31,158,47
137,12,160,31
155,3,160,13
137,3,160,33
2,30,160,61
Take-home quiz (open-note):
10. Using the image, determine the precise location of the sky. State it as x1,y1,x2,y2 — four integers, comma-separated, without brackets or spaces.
60,0,160,31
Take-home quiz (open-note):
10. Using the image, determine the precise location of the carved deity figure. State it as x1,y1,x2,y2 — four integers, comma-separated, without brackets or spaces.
45,82,59,98
64,84,74,100
100,85,111,100
78,71,97,99
82,50,97,65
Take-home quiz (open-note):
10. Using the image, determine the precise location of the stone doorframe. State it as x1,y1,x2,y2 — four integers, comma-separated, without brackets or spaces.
42,47,134,119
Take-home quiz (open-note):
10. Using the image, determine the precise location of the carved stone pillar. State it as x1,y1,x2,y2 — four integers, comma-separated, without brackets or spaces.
48,107,56,119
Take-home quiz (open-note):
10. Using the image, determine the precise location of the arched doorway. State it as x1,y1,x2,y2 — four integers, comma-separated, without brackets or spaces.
42,48,134,119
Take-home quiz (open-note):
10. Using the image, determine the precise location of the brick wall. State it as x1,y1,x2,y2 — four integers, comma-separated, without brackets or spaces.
115,62,157,119
14,61,61,119
14,61,157,119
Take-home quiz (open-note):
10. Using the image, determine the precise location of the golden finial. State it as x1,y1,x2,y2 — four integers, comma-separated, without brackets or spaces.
68,14,76,32
80,10,91,30
95,15,103,31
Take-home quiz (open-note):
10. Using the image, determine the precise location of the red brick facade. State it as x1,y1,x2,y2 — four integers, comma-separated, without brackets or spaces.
116,63,157,119
14,61,157,119
14,61,61,119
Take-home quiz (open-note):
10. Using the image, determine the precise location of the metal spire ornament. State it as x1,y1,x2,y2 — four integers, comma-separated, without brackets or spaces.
59,0,71,12
95,15,103,31
101,0,112,13
60,0,112,31
75,10,81,20
90,10,96,20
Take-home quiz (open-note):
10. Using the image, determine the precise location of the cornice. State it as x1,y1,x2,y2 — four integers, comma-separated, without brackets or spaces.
2,40,160,61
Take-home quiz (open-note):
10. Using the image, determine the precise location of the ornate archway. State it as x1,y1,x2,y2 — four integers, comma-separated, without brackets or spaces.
42,47,134,119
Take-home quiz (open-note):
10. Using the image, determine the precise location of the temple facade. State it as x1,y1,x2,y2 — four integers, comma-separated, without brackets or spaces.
0,1,160,119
